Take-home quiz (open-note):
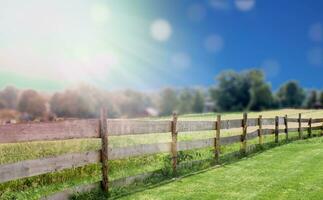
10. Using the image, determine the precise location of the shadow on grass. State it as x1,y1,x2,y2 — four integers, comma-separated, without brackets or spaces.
72,131,322,200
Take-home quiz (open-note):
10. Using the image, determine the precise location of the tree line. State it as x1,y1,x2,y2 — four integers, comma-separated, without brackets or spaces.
0,69,322,121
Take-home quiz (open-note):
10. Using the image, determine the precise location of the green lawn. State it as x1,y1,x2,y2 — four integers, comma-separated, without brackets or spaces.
0,109,322,199
116,137,323,200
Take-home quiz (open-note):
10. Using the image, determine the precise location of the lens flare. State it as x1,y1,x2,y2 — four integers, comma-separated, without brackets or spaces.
150,19,172,42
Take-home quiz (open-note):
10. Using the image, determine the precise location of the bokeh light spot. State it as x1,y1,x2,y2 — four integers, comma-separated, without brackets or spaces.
235,0,255,12
150,19,172,42
309,23,323,43
204,34,224,53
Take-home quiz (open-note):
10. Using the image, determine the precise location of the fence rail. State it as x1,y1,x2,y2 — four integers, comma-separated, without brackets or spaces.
0,111,323,199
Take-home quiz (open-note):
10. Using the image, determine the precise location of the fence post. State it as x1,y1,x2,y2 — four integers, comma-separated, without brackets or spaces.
100,108,109,192
298,113,302,139
215,114,221,163
308,118,312,137
171,112,178,176
284,115,288,141
258,115,263,145
275,116,279,143
241,113,247,154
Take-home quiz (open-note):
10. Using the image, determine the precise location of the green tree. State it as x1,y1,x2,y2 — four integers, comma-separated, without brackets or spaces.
159,88,178,116
192,89,205,113
247,70,275,111
277,81,305,108
0,86,19,109
320,91,323,106
210,70,251,111
18,90,46,119
210,69,275,111
306,90,317,108
178,89,194,114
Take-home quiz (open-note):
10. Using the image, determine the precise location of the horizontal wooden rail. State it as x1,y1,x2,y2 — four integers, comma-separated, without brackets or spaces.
107,120,172,135
287,118,317,123
0,119,99,144
178,139,213,151
312,118,323,123
0,151,100,184
177,121,215,132
262,118,275,125
3,117,317,144
221,119,243,129
109,142,171,160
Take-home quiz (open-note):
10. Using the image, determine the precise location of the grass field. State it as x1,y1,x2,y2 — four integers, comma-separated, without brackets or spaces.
114,137,323,200
0,109,323,199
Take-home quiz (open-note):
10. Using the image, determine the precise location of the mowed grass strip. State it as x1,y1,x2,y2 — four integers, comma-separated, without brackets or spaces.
116,137,323,200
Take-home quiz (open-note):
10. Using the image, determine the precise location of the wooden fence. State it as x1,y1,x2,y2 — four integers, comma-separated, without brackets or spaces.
0,110,323,199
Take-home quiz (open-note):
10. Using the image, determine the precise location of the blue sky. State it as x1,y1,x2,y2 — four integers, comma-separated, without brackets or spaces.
0,0,322,91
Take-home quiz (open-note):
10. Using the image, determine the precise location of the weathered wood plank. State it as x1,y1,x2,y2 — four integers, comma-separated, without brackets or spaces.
262,118,275,125
0,151,100,184
171,113,178,176
215,115,221,163
108,143,171,160
177,121,215,132
312,118,323,123
308,118,312,137
298,113,303,139
222,135,241,145
0,119,99,144
221,119,242,129
287,118,298,123
178,139,213,151
287,118,310,123
107,120,172,135
247,118,258,127
99,108,109,192
278,117,285,125
285,115,288,140
258,115,263,144
241,113,248,153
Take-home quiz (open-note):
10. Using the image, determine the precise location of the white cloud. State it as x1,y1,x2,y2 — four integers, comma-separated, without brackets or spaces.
308,47,323,66
150,19,172,42
187,3,207,22
171,52,191,69
235,0,255,12
204,34,224,53
261,59,280,78
309,23,323,43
